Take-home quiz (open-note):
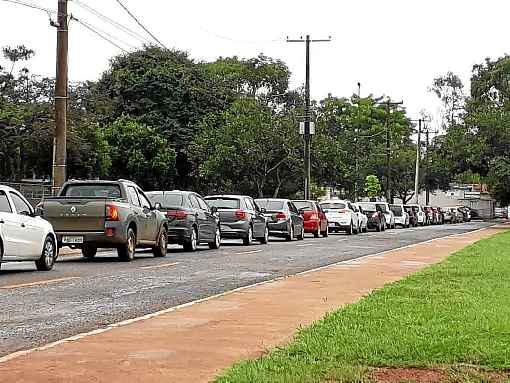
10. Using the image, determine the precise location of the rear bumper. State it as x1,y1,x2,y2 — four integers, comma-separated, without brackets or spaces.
56,230,125,248
304,220,320,233
167,226,192,244
268,221,290,236
328,222,349,230
394,217,406,225
219,221,250,238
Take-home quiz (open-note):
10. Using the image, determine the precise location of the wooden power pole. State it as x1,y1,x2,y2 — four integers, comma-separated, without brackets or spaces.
52,0,68,192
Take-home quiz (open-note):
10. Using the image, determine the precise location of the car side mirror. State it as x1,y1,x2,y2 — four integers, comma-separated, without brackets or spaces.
153,202,162,211
260,207,267,214
210,206,218,214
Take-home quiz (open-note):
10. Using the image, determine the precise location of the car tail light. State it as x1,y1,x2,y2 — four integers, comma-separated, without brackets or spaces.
276,211,288,220
106,204,120,221
235,209,248,220
309,213,318,220
167,210,188,219
372,212,379,218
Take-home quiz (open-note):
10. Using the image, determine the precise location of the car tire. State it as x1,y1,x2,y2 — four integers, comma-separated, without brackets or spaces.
321,226,329,237
285,225,294,241
35,236,56,271
258,225,269,244
297,225,305,240
314,226,320,238
0,239,3,270
243,225,254,246
118,228,136,262
184,227,198,252
152,227,168,257
82,246,97,259
376,222,381,232
208,226,221,250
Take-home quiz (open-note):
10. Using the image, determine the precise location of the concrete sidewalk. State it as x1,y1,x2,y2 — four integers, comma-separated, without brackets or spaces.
1,224,506,383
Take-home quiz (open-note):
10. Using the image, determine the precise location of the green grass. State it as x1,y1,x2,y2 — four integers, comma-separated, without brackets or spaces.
216,230,510,383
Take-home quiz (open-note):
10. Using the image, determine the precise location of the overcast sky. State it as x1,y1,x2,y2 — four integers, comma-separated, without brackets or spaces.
1,0,510,130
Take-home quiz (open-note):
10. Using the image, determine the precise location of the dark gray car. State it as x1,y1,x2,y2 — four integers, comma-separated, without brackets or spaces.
254,198,304,241
204,195,269,246
147,191,221,252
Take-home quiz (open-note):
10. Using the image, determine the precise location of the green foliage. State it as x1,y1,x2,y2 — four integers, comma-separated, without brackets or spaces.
487,156,510,206
364,175,381,198
101,116,175,189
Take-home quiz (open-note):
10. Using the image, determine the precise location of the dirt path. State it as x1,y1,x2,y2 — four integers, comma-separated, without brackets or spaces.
1,224,506,383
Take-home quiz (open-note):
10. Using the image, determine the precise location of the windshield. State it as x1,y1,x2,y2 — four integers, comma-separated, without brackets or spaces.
358,202,376,212
147,193,184,207
319,202,346,210
293,201,314,211
376,203,389,213
255,200,284,211
204,197,240,209
390,205,403,216
62,184,121,198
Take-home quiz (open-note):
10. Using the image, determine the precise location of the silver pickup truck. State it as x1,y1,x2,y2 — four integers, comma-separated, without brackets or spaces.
39,180,168,261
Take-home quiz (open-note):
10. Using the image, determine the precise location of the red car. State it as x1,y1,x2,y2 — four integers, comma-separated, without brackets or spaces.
292,200,328,238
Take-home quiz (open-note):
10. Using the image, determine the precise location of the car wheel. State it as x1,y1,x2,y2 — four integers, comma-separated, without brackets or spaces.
153,227,168,257
297,225,305,240
0,240,3,270
285,225,294,241
243,225,254,246
35,236,56,271
209,226,221,249
321,226,329,237
184,227,198,252
258,225,269,244
82,245,97,259
376,222,381,232
314,225,320,238
118,228,136,262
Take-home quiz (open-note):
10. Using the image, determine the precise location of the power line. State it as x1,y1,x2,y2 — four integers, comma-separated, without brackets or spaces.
70,15,130,53
1,0,55,14
114,0,168,49
199,26,282,44
72,0,152,45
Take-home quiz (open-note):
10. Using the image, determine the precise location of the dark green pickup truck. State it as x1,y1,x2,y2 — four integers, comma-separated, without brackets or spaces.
39,180,168,261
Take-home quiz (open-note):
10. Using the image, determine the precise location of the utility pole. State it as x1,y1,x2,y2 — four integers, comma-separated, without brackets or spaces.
287,35,330,200
425,129,430,205
384,99,403,203
354,82,361,202
52,0,68,193
413,119,422,204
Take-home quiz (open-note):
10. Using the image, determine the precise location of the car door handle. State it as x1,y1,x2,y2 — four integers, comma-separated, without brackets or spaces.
0,219,4,224
21,223,26,228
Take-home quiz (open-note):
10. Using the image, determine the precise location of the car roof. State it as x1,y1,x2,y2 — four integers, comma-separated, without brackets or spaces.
319,199,349,204
255,198,288,202
0,185,20,193
147,190,194,195
205,194,247,199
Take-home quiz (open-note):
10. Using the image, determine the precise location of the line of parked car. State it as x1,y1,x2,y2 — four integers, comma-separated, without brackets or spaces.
0,179,475,272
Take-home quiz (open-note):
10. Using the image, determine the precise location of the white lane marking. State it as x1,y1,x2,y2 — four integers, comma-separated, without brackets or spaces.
0,277,80,290
140,262,180,270
0,224,495,364
234,249,263,255
337,238,348,242
344,245,376,249
296,243,314,247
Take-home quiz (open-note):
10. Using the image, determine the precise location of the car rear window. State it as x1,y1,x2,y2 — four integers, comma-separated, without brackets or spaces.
255,200,284,211
293,201,314,211
320,202,346,210
205,198,240,209
358,203,376,211
390,205,403,216
147,193,184,207
376,203,389,213
62,184,121,198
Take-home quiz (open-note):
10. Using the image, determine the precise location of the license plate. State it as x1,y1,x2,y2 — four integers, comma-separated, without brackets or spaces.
328,223,336,228
62,235,84,244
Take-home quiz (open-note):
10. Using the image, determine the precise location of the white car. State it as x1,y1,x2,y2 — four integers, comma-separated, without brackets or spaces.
405,204,427,226
389,204,410,228
319,200,359,235
0,185,57,271
375,202,395,229
353,203,368,233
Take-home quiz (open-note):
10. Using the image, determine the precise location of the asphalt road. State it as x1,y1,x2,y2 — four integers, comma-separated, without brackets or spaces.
0,221,492,357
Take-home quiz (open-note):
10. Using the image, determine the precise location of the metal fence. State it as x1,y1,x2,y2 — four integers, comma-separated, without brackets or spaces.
2,182,54,206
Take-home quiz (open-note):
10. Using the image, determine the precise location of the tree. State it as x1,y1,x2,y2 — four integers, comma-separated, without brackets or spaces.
429,71,465,128
364,175,381,199
487,156,510,206
101,116,175,189
191,97,301,197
